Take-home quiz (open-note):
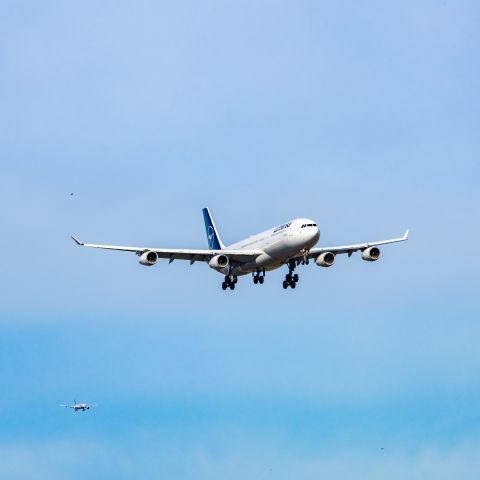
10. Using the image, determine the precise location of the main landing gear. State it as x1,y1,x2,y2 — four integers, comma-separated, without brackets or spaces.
222,275,237,291
253,269,265,285
283,260,299,289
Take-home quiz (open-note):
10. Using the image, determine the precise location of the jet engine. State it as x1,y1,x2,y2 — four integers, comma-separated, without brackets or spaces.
139,250,158,266
209,254,230,274
315,252,335,267
361,247,380,261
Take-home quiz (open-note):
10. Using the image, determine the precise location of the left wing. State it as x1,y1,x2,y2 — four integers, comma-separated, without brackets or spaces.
303,229,409,259
71,237,262,263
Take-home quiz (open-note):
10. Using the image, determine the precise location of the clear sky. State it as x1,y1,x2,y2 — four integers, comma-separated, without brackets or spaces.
1,1,479,478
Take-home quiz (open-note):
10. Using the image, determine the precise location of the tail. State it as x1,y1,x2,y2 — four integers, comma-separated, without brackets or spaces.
202,208,225,250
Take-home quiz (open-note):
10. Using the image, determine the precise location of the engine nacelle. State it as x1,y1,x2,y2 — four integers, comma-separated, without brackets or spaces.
361,247,380,262
315,252,335,267
139,250,158,266
208,254,230,274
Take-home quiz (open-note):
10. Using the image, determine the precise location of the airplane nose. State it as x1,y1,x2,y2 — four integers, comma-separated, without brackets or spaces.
304,227,319,245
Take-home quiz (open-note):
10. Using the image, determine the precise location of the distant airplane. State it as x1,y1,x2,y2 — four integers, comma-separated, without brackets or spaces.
72,207,408,290
60,401,95,412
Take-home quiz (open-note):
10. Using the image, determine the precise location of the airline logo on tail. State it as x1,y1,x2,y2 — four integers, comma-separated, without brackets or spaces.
202,207,224,250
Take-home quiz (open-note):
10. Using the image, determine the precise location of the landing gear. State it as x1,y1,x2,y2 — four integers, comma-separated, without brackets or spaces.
283,260,299,289
252,269,265,285
284,273,298,288
300,249,310,265
222,275,237,291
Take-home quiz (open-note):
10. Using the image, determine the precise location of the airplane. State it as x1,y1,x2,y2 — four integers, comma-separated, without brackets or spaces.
71,207,408,291
60,400,95,412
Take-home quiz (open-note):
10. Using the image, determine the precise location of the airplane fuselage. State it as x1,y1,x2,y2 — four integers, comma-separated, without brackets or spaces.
227,218,319,275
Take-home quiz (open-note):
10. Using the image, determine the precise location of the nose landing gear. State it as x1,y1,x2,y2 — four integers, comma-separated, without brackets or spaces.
283,260,299,289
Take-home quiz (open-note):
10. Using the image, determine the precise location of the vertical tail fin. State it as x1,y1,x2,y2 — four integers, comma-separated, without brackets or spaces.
202,208,225,250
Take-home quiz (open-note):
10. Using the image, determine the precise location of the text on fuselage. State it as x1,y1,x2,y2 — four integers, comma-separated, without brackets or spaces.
273,222,292,233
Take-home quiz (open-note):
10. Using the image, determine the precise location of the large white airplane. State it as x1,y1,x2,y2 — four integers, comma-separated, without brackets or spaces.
72,208,408,290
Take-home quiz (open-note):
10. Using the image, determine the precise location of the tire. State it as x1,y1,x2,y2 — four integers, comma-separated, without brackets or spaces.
222,282,227,290
259,276,264,284
230,283,235,290
253,276,258,284
283,280,288,289
293,273,299,282
290,281,296,289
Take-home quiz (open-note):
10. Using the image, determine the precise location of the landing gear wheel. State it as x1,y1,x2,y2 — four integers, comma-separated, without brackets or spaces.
293,273,299,283
259,276,264,284
230,283,235,290
283,280,288,289
290,281,296,289
253,276,258,284
222,282,227,290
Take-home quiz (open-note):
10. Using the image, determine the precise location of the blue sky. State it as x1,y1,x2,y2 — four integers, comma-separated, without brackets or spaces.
1,1,479,478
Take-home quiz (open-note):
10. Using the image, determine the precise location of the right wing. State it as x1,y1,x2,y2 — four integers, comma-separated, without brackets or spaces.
303,229,409,259
71,237,262,263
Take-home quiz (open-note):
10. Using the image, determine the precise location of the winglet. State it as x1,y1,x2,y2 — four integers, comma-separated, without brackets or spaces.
71,235,84,246
403,229,409,240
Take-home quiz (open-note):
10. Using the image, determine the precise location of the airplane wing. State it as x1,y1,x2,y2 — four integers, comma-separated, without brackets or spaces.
60,404,73,408
303,229,409,259
71,237,262,263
